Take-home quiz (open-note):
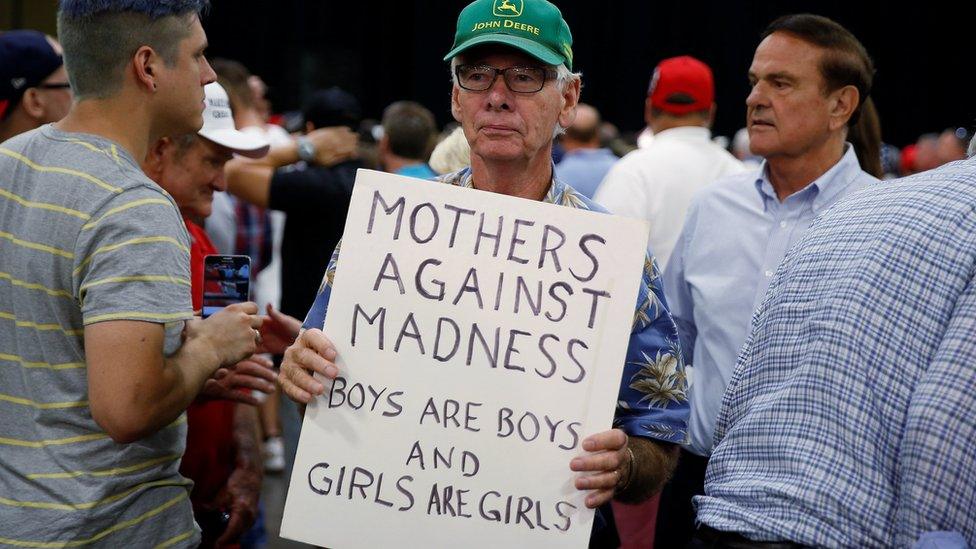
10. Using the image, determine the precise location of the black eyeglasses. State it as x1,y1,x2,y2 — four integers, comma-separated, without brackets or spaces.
455,64,556,94
36,82,71,90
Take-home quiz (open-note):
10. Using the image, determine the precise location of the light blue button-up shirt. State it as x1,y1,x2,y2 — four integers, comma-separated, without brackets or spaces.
664,144,877,456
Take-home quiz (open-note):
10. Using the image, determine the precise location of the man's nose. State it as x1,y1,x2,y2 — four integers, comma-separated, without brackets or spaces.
486,73,513,111
200,56,217,86
213,167,228,192
745,83,766,110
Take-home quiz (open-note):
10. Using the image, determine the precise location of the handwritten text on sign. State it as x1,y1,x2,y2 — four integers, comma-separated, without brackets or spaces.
281,170,649,548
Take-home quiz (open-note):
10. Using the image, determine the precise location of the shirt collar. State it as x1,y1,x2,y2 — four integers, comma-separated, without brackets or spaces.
438,162,575,207
753,144,863,212
652,126,712,143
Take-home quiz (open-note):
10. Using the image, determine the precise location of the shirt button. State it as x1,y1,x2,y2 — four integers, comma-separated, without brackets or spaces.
779,221,788,228
764,270,774,277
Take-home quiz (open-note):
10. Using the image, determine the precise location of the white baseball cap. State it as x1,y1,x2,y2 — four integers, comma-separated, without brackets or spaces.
197,82,270,158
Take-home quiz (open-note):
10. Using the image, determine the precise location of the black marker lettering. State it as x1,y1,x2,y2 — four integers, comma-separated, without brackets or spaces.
513,276,542,316
554,501,577,531
564,339,588,383
503,329,530,372
545,282,572,322
351,304,385,350
582,288,611,329
475,213,504,257
394,313,426,354
539,224,566,271
569,233,606,282
367,190,405,239
372,253,405,294
409,202,439,243
384,391,404,417
433,317,461,362
405,441,425,470
507,218,534,264
415,258,445,300
307,462,332,495
536,334,559,378
452,267,484,309
466,324,499,368
444,203,476,248
396,476,415,511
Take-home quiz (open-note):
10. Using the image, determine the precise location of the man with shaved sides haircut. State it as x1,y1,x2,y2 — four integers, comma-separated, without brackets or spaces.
0,1,263,546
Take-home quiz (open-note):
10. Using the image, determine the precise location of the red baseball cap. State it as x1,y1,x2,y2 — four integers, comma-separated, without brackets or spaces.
648,55,714,115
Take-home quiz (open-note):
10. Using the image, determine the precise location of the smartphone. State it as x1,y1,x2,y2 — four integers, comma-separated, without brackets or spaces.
202,254,251,318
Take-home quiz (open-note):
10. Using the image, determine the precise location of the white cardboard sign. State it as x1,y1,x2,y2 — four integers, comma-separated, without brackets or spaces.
281,169,649,548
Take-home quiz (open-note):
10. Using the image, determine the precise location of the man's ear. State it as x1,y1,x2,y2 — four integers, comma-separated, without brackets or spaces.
450,85,463,123
142,137,172,179
19,88,45,119
828,85,859,131
557,78,581,130
132,45,160,93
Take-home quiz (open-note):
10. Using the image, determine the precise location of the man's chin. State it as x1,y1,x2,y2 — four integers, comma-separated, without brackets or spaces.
472,142,524,163
178,113,206,135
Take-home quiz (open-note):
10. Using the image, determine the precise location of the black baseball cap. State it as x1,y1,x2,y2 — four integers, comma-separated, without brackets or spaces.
0,30,64,120
303,87,361,130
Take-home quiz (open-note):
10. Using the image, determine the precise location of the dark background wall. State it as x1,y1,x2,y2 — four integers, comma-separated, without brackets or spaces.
4,0,973,146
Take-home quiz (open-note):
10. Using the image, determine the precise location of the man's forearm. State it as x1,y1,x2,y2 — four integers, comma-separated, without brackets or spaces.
127,335,223,439
223,142,299,208
615,437,679,504
232,403,262,471
224,162,274,208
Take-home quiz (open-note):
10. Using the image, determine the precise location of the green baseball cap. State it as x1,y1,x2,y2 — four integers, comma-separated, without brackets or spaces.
444,0,574,71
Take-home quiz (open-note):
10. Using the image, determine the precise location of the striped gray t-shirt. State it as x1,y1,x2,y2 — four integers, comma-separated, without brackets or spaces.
0,125,198,547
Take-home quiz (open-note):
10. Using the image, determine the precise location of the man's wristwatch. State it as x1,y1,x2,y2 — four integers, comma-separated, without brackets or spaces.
296,136,316,163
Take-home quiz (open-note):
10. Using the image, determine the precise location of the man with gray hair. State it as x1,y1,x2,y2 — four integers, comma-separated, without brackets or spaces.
0,1,263,546
278,0,688,541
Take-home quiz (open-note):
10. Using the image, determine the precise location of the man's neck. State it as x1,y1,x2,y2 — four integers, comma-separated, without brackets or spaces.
56,96,154,164
0,112,40,143
383,154,423,174
649,119,707,134
470,151,552,201
766,137,846,201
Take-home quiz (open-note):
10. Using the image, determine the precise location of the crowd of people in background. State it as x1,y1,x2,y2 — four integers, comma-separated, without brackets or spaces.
2,0,975,548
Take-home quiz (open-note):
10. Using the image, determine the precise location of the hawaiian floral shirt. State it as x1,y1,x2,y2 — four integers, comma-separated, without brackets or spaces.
303,167,689,444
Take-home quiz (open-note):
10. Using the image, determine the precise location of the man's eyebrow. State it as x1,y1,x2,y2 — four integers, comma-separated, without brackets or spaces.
764,71,797,83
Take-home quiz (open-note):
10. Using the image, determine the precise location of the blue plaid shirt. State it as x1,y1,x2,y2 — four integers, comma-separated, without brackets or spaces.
696,157,976,547
302,167,690,444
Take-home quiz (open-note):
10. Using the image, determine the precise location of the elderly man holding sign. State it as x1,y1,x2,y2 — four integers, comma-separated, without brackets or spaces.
278,0,688,545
